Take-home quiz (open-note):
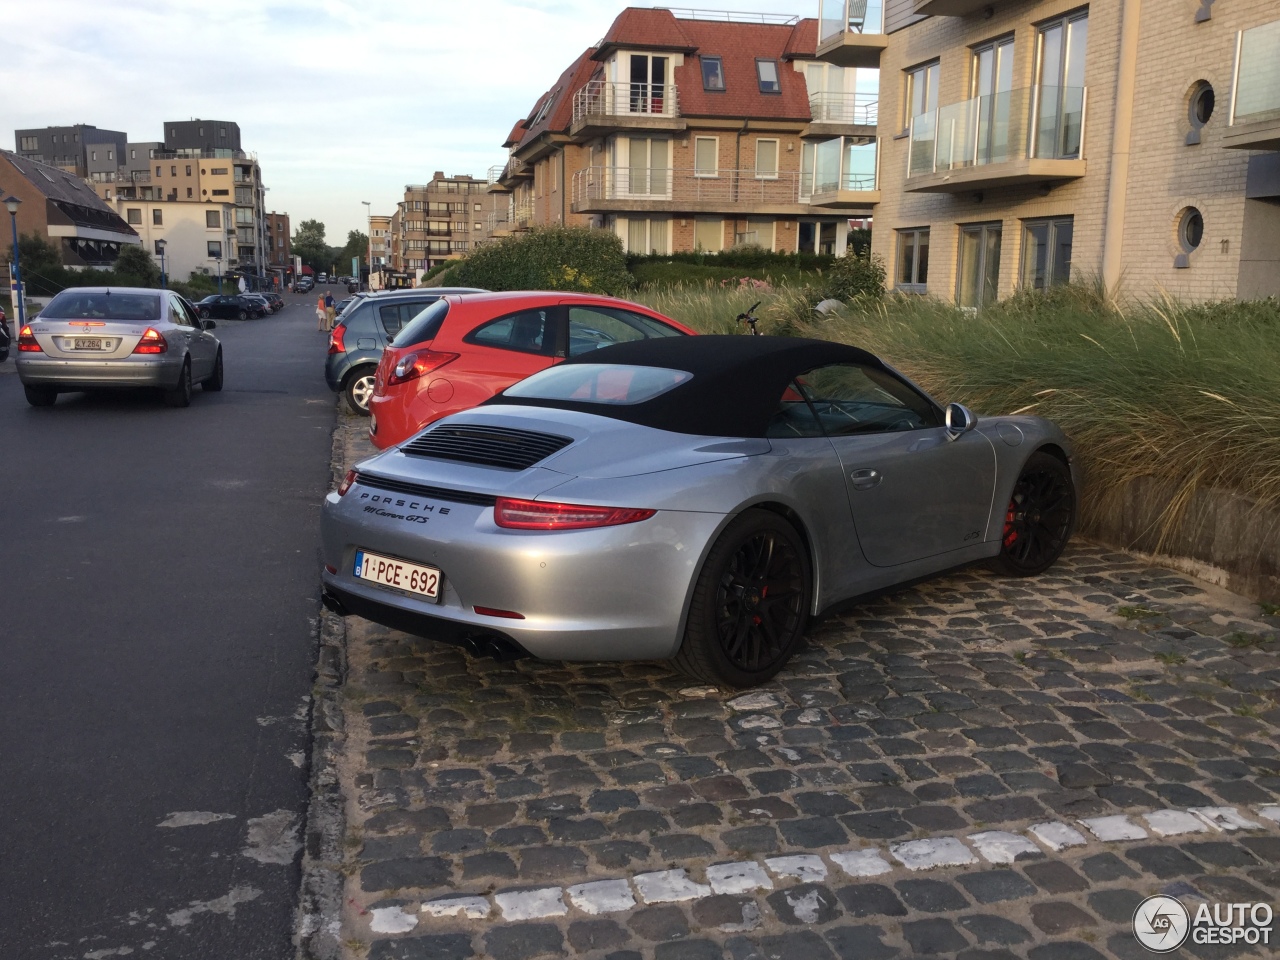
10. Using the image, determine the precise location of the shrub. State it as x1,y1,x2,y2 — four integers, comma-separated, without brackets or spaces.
823,252,886,301
113,245,162,287
453,226,633,294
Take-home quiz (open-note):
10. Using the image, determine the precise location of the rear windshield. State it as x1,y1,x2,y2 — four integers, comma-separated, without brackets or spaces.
392,299,451,347
504,364,693,405
42,291,162,322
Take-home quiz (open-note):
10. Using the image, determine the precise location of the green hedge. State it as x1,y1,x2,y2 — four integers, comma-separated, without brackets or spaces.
453,226,633,294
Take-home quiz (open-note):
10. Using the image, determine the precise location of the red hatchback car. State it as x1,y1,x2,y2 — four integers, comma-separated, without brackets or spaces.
367,291,696,449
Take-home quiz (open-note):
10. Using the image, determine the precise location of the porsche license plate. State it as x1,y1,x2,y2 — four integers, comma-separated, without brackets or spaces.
74,338,104,350
354,550,440,601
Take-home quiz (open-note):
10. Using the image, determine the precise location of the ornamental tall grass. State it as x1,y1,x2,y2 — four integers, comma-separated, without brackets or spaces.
636,281,1280,545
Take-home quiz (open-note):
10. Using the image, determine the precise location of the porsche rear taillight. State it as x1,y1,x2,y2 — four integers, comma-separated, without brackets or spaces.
388,350,458,386
17,325,41,353
493,498,655,530
337,469,357,497
328,324,346,355
131,328,167,354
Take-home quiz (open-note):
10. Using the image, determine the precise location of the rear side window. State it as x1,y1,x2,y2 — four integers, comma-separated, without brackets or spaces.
766,381,824,438
465,308,555,355
377,299,437,336
567,306,683,358
392,299,451,347
43,291,161,322
505,364,692,405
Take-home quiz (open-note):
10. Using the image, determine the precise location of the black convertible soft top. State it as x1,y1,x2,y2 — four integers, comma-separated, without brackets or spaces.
484,335,890,438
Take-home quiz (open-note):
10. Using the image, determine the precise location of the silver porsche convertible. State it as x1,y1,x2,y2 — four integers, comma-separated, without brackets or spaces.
321,336,1077,688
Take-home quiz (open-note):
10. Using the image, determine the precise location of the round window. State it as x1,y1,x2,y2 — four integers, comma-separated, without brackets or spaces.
1179,208,1204,251
1190,83,1215,125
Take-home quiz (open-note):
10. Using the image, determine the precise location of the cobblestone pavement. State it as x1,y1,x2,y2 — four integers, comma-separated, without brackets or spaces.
316,414,1280,960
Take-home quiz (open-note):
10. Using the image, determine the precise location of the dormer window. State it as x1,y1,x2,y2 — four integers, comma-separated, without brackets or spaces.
756,59,781,94
702,56,725,91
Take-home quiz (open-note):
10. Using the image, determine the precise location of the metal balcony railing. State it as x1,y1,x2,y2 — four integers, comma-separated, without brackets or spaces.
512,199,533,226
484,211,510,233
1232,19,1280,126
571,167,809,207
818,0,883,43
572,81,680,126
487,165,505,185
809,92,879,126
908,85,1086,177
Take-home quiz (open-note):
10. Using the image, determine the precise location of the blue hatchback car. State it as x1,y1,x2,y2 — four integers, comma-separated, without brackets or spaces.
324,287,485,413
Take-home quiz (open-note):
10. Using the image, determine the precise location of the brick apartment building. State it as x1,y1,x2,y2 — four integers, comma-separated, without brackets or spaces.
490,7,879,257
388,172,508,275
267,211,291,272
820,0,1280,303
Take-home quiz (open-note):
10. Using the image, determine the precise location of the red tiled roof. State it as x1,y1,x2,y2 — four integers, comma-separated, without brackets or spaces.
503,121,526,148
512,47,598,152
593,7,694,59
783,18,818,59
673,17,814,121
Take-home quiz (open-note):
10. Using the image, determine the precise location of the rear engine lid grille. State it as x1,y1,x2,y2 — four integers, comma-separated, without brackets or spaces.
354,472,497,507
400,425,573,471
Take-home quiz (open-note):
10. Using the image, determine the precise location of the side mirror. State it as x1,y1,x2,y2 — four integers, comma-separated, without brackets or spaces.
203,319,217,330
945,402,977,441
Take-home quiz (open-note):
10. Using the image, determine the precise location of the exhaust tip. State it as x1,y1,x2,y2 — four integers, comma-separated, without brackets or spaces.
321,590,348,616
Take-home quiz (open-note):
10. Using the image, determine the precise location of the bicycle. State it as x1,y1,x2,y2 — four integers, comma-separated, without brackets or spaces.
736,301,762,336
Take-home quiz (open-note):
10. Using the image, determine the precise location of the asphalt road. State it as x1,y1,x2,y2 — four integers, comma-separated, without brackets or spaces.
0,290,338,958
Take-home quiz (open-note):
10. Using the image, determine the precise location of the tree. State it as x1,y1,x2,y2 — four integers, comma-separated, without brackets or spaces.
292,219,333,273
337,230,368,275
114,244,162,287
7,233,65,295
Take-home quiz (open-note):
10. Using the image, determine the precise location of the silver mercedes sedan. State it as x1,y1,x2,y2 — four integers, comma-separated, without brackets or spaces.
16,286,222,407
321,336,1078,688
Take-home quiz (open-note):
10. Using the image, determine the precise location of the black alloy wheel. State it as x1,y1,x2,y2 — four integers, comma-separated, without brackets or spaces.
991,451,1076,577
675,509,811,688
164,359,193,408
199,307,211,319
203,349,224,392
237,310,248,321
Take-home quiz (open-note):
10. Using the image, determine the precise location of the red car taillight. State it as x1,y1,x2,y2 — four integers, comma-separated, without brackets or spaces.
328,324,346,355
337,469,357,496
387,350,458,386
131,328,167,354
17,325,42,352
493,498,655,530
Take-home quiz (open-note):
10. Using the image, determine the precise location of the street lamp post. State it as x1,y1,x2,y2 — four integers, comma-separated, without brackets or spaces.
214,255,223,294
4,196,24,328
361,200,371,290
155,238,167,290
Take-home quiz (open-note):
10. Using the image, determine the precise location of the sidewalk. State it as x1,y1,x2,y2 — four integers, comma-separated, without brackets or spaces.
299,409,1280,960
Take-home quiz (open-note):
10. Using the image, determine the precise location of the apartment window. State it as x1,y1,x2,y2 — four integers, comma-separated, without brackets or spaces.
626,137,670,195
107,150,113,161
896,228,930,292
755,139,779,179
624,218,670,255
1021,216,1073,290
702,56,725,91
210,167,227,175
212,189,229,196
738,218,775,250
629,55,668,113
153,240,166,255
127,208,142,225
694,137,719,178
903,61,940,132
208,241,222,258
149,148,156,158
91,150,97,161
756,59,781,94
199,127,204,137
155,165,162,177
207,210,220,228
171,166,177,176
1035,11,1089,159
185,165,192,176
104,189,111,200
219,127,226,137
694,218,723,253
236,208,253,224
19,136,37,151
474,222,483,231
957,222,1002,308
130,149,136,159
153,209,163,226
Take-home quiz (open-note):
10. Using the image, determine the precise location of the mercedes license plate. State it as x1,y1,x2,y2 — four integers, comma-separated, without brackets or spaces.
354,550,441,601
74,338,104,350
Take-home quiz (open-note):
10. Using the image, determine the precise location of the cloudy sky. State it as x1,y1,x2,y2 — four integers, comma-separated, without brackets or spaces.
3,0,822,243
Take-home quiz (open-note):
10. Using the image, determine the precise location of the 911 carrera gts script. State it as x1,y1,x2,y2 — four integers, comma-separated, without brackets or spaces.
364,506,430,523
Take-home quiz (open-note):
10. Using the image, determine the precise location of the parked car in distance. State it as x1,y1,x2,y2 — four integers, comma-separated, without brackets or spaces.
367,291,695,449
0,304,10,362
318,273,328,284
16,286,223,408
242,293,273,316
297,277,314,293
264,293,285,312
325,288,486,415
322,335,1078,687
196,294,264,320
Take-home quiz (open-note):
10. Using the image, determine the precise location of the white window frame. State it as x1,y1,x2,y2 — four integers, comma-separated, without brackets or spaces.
755,139,780,180
621,217,670,255
694,217,723,253
694,136,719,178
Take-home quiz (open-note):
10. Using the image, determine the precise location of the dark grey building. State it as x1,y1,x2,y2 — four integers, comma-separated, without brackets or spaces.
162,119,241,154
14,124,128,178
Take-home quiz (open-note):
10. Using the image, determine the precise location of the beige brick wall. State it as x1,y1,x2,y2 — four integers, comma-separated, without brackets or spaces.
873,0,1278,303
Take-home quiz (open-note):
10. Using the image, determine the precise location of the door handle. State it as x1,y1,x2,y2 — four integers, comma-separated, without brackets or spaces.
850,468,881,489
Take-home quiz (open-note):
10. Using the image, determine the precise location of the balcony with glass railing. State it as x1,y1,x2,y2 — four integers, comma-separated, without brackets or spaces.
906,85,1087,192
912,0,1015,15
570,80,684,138
1226,19,1280,151
806,138,880,208
816,0,887,68
571,167,814,214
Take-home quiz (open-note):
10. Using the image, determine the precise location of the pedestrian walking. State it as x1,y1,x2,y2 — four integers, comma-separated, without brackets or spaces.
324,292,336,331
316,295,327,331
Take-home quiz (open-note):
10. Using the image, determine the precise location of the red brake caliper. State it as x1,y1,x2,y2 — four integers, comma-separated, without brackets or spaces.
1002,501,1018,548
